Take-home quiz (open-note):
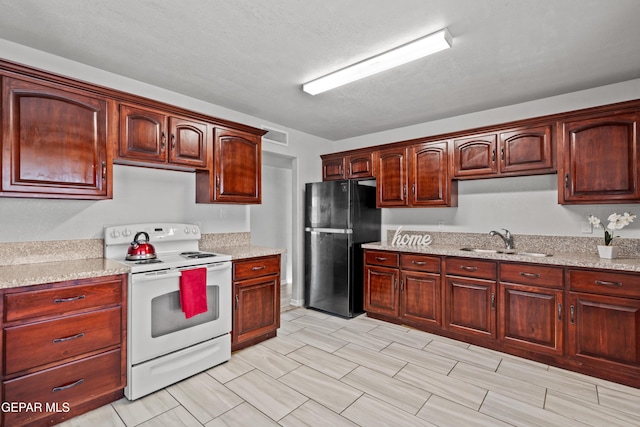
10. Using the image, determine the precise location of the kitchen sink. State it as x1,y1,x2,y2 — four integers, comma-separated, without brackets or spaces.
459,248,552,257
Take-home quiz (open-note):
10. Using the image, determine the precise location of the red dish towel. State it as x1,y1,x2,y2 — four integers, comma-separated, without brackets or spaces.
180,268,208,319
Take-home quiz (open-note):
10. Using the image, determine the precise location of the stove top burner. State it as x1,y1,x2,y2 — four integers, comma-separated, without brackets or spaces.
181,251,217,259
133,259,164,265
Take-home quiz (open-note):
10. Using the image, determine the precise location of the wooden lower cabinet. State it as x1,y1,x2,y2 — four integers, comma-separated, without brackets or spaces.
0,275,127,427
364,265,399,318
445,276,496,339
401,271,441,327
232,255,281,351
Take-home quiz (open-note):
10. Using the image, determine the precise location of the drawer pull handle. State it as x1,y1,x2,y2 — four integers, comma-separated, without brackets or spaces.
54,295,86,304
53,332,85,344
595,280,623,287
570,305,575,324
491,293,495,309
461,266,478,272
52,378,84,393
558,303,562,321
251,266,266,271
520,272,541,279
375,257,388,262
235,294,239,310
412,261,427,266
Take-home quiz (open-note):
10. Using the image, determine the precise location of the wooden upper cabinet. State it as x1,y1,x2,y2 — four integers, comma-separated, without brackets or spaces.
453,125,554,179
322,156,345,181
1,76,112,199
118,104,208,168
196,127,261,204
377,147,409,207
410,141,455,207
321,151,376,181
559,112,640,204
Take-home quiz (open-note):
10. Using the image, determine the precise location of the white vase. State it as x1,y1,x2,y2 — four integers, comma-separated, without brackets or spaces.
597,245,619,259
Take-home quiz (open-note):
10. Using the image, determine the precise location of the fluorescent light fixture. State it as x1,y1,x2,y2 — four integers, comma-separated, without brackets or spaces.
302,27,452,95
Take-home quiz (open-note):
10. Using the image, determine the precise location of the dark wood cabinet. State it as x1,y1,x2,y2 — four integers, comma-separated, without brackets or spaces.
118,104,208,169
1,76,112,199
410,141,455,207
197,127,262,204
559,112,640,204
377,147,409,207
1,275,127,427
321,151,376,181
322,156,346,181
364,265,399,318
232,255,280,351
453,125,554,179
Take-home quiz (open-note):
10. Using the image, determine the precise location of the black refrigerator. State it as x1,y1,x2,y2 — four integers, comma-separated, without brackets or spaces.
304,180,381,317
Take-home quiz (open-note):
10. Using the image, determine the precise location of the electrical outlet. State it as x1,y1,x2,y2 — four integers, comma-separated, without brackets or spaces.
581,221,592,234
437,220,445,230
219,207,227,219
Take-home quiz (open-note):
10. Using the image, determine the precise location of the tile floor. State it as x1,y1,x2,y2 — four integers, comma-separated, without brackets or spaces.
60,305,640,427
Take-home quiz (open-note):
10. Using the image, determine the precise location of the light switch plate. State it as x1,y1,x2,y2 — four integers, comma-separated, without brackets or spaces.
437,220,445,230
581,221,592,233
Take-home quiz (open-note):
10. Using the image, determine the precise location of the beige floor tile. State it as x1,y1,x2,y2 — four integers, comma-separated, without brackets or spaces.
166,372,243,423
358,315,412,331
423,339,501,371
111,390,180,427
296,308,332,319
279,400,358,427
417,395,511,427
342,366,431,414
324,315,380,332
450,362,547,408
233,344,301,378
547,366,640,393
277,320,304,335
57,404,126,427
259,334,306,355
480,390,588,427
367,325,432,348
287,345,358,379
395,363,487,410
137,406,201,427
410,329,471,348
204,402,279,427
468,344,550,370
334,343,407,377
545,388,640,427
381,342,457,375
598,385,640,418
291,314,344,334
288,327,348,352
330,326,393,351
281,308,305,321
206,356,254,384
279,365,363,413
497,359,598,403
225,369,308,421
341,394,436,427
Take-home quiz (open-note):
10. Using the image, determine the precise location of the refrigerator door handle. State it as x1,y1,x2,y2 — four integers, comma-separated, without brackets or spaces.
305,227,353,234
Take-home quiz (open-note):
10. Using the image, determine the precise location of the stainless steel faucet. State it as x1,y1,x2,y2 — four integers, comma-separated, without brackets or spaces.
489,228,514,250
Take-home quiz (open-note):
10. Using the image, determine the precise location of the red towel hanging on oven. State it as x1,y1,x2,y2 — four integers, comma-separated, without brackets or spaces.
179,268,208,318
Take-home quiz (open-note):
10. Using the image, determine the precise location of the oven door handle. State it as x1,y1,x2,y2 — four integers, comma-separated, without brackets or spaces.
179,263,231,273
134,270,183,281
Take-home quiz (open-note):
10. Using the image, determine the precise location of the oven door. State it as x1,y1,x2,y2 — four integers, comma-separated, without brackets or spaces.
129,262,231,365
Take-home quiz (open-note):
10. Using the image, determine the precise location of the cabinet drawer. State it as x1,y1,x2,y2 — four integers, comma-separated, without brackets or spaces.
4,277,123,322
500,263,563,288
3,349,122,427
233,256,280,281
400,254,440,273
4,307,121,375
445,257,496,280
365,250,399,268
569,269,640,298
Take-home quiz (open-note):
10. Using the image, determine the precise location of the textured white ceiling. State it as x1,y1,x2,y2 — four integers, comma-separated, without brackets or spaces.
0,0,639,141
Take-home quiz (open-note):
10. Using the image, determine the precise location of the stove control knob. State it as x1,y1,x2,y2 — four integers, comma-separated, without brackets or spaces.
110,230,120,238
122,229,132,237
184,227,191,234
192,227,198,234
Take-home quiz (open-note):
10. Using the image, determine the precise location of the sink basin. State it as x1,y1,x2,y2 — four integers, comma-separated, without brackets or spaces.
460,248,552,257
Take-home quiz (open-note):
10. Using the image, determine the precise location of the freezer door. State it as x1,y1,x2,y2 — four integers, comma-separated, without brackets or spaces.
304,230,353,317
305,180,350,229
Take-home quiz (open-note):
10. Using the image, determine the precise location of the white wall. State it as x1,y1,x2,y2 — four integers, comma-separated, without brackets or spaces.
333,79,640,241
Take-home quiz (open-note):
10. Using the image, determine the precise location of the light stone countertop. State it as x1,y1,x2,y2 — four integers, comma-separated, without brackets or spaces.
363,242,640,273
0,258,130,290
203,245,286,260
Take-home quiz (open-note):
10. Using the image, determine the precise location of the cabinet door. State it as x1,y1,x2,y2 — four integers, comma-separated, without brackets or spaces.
445,276,496,339
214,127,262,204
1,76,110,199
453,134,498,178
560,112,640,203
168,117,208,168
119,104,168,163
322,157,345,181
233,275,279,347
410,141,452,206
568,291,640,369
499,125,553,174
401,271,441,327
377,147,408,207
499,283,563,356
364,265,399,318
346,152,375,179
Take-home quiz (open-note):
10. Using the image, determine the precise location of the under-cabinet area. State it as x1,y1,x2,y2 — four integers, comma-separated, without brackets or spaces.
363,246,640,389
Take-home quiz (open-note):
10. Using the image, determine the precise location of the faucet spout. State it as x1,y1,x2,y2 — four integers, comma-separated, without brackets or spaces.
489,228,514,250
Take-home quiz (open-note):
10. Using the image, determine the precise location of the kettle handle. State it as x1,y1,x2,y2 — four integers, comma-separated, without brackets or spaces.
132,231,150,247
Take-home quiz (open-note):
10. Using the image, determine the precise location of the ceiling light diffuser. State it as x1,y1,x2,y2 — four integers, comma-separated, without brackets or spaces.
302,28,452,95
